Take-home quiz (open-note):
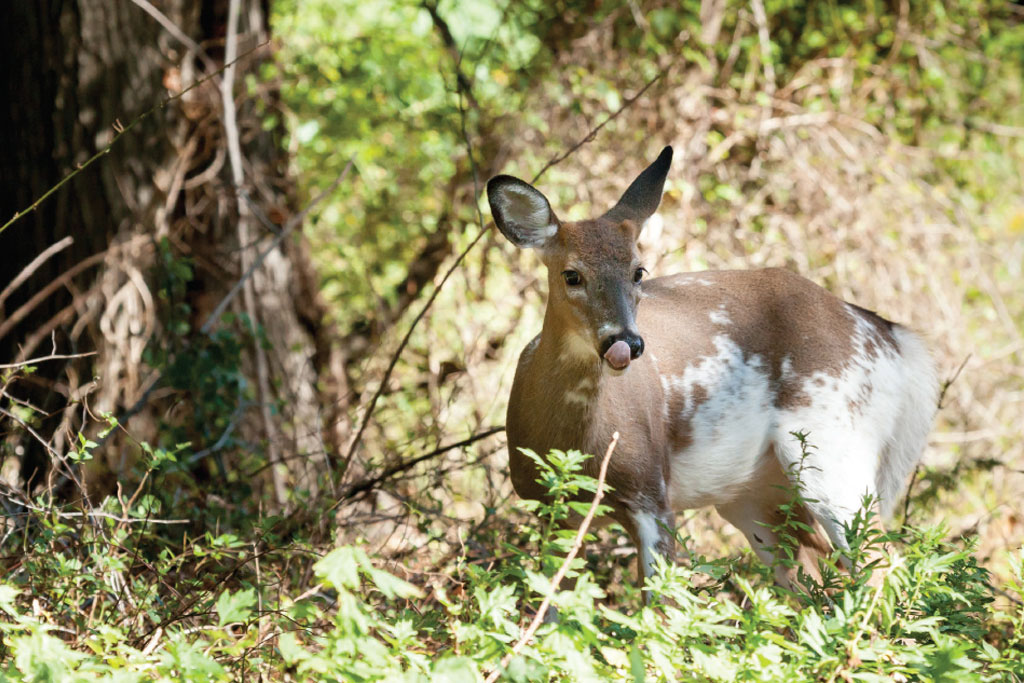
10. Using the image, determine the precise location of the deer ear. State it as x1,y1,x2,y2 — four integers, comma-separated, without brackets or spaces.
487,175,559,249
602,146,673,226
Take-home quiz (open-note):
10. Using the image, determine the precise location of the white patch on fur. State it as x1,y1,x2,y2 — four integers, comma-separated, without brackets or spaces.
780,355,794,380
665,335,773,510
771,307,937,548
596,323,621,340
563,377,596,407
563,392,590,407
709,305,731,326
558,333,595,363
654,308,935,542
493,184,556,247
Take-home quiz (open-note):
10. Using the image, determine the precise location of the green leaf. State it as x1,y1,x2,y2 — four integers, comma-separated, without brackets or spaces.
277,632,308,666
431,656,479,683
316,546,363,591
365,566,422,600
216,588,256,627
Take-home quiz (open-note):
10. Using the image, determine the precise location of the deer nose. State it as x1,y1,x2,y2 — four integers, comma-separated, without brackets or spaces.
600,332,645,369
627,335,645,359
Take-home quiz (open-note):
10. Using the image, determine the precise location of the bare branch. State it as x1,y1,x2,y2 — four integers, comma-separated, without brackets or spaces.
128,0,219,76
421,1,479,110
0,39,268,238
0,351,96,370
335,426,505,505
0,236,73,309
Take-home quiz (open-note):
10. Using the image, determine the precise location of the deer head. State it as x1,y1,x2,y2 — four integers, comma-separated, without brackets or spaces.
487,147,673,371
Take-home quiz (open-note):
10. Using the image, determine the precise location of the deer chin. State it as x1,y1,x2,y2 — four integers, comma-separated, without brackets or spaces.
603,340,632,372
604,364,628,377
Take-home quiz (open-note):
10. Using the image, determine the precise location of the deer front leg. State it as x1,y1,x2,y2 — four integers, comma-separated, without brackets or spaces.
620,505,676,602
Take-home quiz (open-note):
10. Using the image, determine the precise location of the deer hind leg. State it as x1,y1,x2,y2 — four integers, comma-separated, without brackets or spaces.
716,495,832,591
772,431,889,578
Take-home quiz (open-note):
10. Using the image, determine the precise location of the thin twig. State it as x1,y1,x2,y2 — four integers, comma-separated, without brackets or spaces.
187,402,248,464
0,248,113,341
530,68,666,184
421,1,480,111
0,406,85,492
484,432,620,683
334,426,504,506
0,498,188,525
339,227,489,482
0,351,97,371
938,353,970,410
901,465,920,527
0,237,74,309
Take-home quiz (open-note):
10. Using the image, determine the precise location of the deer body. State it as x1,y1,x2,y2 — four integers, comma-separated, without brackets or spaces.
488,147,937,586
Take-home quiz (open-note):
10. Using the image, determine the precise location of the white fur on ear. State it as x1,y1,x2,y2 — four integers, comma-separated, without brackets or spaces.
640,212,663,248
487,175,558,249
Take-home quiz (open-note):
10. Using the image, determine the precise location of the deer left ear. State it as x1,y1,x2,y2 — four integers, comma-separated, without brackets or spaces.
487,175,559,249
602,146,672,226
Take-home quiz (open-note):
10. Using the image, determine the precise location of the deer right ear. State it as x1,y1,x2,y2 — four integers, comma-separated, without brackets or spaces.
487,175,559,249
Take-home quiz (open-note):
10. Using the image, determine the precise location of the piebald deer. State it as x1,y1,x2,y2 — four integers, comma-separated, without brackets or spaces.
487,147,937,589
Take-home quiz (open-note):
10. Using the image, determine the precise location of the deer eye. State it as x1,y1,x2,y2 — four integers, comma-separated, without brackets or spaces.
562,270,582,286
633,267,647,284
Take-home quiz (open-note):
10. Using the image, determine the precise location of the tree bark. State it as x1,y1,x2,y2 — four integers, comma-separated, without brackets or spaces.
0,1,345,503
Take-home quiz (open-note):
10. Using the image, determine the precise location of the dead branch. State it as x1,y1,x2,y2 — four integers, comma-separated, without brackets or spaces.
421,0,479,110
530,67,667,184
0,351,96,370
938,354,971,410
0,236,73,310
128,0,219,77
0,248,110,341
335,425,504,505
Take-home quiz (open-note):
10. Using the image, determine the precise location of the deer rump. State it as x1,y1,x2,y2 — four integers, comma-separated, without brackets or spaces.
488,147,938,591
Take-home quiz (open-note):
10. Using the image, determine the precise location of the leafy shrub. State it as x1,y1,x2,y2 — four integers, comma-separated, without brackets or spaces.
2,436,1022,680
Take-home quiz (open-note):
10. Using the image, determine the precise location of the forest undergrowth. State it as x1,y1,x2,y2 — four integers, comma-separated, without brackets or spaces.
2,0,1023,680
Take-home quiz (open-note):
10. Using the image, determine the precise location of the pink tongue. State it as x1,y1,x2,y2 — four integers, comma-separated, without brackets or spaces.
603,340,632,370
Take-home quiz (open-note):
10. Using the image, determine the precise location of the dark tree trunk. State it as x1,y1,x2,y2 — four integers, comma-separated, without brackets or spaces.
0,1,346,503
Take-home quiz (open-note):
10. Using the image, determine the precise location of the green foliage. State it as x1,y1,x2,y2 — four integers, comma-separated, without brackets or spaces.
1,436,1022,680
